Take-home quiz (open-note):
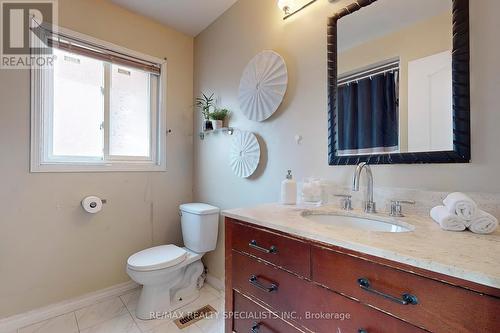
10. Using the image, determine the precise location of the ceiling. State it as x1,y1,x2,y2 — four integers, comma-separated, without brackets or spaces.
111,0,239,36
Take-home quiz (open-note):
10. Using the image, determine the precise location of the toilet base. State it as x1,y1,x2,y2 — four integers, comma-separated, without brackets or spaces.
131,259,205,320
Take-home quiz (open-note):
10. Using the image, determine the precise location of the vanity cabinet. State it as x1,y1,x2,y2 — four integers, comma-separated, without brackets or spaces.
225,218,500,333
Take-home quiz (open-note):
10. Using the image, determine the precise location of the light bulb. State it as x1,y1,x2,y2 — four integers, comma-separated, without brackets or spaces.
277,0,292,15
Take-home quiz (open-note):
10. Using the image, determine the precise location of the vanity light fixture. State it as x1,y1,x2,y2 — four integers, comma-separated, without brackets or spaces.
277,0,319,20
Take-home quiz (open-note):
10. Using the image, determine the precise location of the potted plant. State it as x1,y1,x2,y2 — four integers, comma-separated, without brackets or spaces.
209,109,230,130
195,93,215,131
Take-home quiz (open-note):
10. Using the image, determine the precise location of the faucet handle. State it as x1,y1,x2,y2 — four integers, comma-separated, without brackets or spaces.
334,194,353,211
390,200,415,217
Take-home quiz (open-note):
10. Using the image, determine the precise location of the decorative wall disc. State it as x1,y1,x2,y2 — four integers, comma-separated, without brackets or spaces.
238,50,288,122
229,131,261,178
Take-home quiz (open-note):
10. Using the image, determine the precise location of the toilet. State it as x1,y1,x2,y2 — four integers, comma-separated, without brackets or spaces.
126,203,219,320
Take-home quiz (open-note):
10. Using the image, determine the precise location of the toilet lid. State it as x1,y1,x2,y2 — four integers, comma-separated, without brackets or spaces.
127,245,188,271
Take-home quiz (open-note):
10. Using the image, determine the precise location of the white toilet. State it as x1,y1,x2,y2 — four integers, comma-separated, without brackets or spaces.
126,203,219,320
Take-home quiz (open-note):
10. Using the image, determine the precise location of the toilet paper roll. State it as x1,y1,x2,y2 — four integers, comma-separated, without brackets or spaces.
81,196,103,214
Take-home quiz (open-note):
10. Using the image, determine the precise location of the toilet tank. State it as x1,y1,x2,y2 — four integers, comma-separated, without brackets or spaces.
179,203,220,253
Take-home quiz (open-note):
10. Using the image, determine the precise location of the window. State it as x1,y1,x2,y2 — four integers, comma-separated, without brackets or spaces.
31,29,166,172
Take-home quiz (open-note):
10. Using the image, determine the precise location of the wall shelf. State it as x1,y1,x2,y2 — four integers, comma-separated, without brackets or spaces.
199,127,235,140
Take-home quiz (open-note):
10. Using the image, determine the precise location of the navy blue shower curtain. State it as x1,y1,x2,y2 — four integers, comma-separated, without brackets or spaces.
337,71,399,155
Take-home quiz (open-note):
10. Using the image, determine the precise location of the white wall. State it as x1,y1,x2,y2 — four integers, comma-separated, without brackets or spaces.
0,0,194,318
193,0,500,280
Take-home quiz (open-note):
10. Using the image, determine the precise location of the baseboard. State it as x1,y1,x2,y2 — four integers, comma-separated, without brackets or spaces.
0,280,138,333
205,274,224,291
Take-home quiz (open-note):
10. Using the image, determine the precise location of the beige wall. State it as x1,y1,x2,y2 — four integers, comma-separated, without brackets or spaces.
0,0,193,317
194,0,500,280
339,11,452,151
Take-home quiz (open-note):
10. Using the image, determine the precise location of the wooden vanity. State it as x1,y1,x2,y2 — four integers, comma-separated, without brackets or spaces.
224,217,500,333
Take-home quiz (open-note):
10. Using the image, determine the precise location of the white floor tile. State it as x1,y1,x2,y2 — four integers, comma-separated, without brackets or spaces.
12,285,225,333
196,316,224,333
18,312,78,333
200,284,222,299
75,297,128,330
194,297,225,333
132,316,173,332
146,321,204,333
120,289,140,312
79,313,140,333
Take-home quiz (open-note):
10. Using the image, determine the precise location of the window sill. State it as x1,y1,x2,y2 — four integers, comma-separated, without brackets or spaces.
30,161,166,173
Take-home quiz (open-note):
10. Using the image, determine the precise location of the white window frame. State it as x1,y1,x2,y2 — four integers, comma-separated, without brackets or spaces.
30,27,167,172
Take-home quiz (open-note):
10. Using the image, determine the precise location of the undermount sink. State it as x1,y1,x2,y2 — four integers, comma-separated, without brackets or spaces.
303,213,413,233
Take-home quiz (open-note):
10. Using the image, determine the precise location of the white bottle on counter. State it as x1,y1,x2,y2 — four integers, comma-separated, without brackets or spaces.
280,170,297,205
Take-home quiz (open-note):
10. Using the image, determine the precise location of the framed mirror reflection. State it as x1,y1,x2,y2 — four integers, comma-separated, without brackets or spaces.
328,0,470,164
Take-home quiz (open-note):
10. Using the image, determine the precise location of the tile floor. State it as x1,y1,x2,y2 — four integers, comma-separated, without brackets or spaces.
14,284,224,333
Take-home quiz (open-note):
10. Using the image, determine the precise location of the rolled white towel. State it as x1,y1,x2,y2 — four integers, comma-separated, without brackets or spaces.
469,210,499,234
443,192,477,221
430,206,467,231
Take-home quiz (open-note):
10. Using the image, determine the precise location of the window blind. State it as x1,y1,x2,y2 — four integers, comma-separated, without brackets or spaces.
47,34,161,75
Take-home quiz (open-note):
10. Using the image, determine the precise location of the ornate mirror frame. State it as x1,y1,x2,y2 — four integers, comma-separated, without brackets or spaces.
328,0,470,165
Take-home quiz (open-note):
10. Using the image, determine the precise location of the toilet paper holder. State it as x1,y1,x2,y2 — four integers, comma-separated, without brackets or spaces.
81,196,107,214
88,199,107,208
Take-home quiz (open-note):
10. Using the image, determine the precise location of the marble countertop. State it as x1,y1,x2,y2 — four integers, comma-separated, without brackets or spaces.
222,203,500,289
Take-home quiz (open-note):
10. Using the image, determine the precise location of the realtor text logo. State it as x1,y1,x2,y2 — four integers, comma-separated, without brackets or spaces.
1,0,57,68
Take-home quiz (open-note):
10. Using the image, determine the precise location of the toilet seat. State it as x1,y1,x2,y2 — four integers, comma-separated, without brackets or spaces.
127,245,188,272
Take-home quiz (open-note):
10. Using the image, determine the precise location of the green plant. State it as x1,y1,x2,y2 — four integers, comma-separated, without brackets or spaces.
209,109,230,121
195,93,215,120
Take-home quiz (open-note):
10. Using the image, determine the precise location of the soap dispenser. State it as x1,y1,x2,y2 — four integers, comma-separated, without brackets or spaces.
280,170,297,205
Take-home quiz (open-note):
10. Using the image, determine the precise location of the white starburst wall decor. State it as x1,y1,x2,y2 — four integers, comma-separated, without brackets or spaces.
229,131,261,178
238,50,288,122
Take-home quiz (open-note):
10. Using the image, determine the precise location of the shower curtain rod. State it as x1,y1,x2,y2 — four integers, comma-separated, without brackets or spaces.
338,60,399,86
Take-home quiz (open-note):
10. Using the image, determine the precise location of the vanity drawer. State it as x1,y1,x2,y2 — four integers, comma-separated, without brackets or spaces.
230,221,311,278
304,284,427,333
231,250,309,318
312,245,500,333
232,290,304,333
232,250,424,333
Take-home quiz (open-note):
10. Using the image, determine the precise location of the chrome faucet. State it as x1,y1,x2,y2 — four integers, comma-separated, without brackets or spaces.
352,162,376,213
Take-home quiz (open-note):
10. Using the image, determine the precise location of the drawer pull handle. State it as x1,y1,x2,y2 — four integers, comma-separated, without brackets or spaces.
251,322,261,333
358,329,368,333
249,240,277,254
249,275,278,293
357,278,418,305
248,239,278,254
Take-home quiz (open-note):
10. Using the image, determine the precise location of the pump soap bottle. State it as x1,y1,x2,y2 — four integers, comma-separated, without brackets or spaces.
280,170,297,205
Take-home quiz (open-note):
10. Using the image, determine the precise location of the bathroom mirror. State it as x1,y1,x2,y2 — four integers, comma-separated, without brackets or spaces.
328,0,470,165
